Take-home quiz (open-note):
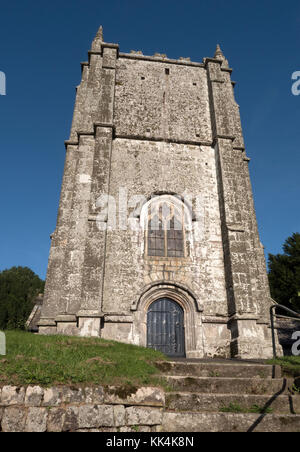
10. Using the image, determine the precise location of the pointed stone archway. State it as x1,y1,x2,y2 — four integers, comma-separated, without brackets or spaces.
132,283,204,358
147,297,185,357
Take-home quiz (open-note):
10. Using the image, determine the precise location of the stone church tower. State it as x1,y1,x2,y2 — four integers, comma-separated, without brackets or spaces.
38,27,279,359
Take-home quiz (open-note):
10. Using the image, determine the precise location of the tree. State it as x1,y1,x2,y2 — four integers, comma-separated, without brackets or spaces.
268,233,300,312
0,266,44,330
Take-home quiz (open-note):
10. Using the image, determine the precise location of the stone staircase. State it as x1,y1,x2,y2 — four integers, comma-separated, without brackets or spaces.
155,360,300,432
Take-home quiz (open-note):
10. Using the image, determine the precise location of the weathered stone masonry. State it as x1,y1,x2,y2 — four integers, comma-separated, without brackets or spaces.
38,27,281,359
0,385,164,432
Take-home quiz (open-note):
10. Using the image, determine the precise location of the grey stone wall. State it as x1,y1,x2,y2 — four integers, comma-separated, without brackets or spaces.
114,58,211,143
0,385,164,432
102,140,226,316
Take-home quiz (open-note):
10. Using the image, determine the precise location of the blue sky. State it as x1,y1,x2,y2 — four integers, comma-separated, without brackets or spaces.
0,0,299,279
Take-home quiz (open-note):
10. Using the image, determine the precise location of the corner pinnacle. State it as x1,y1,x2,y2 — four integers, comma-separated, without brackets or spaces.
214,44,224,59
96,25,103,41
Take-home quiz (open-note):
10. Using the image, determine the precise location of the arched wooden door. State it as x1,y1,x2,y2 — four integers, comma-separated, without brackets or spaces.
147,297,185,357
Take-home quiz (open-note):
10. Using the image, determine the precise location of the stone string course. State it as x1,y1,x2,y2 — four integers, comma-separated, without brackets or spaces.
0,385,164,432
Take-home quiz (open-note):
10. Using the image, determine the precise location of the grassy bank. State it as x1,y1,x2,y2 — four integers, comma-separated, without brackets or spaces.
0,330,167,387
268,356,300,376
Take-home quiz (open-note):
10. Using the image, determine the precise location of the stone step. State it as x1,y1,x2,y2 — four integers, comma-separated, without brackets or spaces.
162,376,292,394
158,412,300,432
166,392,300,414
155,361,281,378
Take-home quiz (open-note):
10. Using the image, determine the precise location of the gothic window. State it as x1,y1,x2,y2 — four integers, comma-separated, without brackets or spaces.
147,202,185,258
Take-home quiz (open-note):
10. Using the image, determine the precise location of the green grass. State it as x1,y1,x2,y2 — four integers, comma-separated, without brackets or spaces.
219,402,245,413
219,402,273,414
0,330,167,387
248,404,273,414
267,356,300,376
